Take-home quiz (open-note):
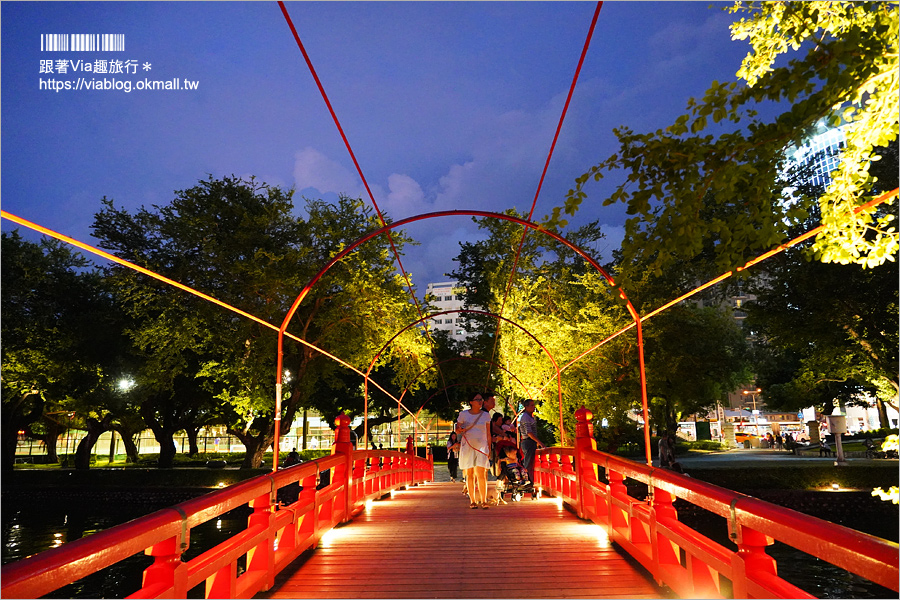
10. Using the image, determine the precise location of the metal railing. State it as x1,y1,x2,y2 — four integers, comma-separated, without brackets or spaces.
1,414,433,599
534,407,899,599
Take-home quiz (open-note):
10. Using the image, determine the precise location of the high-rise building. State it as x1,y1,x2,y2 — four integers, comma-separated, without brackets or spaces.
785,120,848,190
425,281,470,342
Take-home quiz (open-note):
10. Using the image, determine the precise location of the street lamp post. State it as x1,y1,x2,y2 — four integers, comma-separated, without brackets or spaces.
743,388,762,437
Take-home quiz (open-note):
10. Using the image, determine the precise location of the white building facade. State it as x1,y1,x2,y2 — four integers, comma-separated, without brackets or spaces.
425,281,470,342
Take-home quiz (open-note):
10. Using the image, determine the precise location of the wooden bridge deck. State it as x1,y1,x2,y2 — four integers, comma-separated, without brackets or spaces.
261,481,664,599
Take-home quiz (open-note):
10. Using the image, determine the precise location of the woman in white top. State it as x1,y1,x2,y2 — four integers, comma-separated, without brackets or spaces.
457,393,492,509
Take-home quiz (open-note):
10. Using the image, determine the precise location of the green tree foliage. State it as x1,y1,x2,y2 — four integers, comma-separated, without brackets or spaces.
92,176,431,468
565,1,898,288
746,236,899,423
746,137,898,426
642,306,752,437
1,231,128,471
452,213,637,443
451,213,751,448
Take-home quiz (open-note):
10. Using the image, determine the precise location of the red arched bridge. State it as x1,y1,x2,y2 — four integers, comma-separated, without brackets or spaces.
3,410,896,599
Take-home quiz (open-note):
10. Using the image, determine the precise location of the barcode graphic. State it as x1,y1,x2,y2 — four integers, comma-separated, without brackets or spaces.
41,34,125,52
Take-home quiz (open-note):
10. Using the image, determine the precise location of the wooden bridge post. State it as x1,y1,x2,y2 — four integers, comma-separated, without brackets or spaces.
731,525,777,599
650,487,679,588
406,435,415,486
142,532,188,597
332,413,354,522
574,406,598,519
538,450,551,495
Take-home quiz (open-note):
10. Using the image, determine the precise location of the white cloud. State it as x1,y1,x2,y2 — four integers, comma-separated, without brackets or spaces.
292,147,366,199
385,173,427,218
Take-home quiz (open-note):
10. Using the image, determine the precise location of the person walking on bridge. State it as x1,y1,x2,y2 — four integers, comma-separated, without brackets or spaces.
458,393,492,509
518,399,545,484
447,431,460,482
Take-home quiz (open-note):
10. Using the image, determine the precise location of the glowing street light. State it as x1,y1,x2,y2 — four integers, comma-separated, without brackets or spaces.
742,388,762,436
117,378,135,392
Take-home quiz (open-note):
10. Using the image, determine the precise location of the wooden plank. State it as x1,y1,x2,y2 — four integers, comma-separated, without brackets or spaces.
260,482,663,599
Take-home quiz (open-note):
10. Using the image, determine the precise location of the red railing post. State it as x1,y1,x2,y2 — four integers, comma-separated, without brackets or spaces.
406,435,415,486
574,406,597,519
547,451,560,496
299,470,318,546
650,488,679,586
561,452,575,502
607,467,628,536
538,450,550,495
353,454,366,509
731,524,776,599
331,413,354,522
141,533,188,598
248,489,276,591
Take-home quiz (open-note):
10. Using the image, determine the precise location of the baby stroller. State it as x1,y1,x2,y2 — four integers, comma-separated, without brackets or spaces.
496,457,537,502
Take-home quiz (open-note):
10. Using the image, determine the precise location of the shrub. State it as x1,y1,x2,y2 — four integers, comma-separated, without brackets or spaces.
687,440,727,452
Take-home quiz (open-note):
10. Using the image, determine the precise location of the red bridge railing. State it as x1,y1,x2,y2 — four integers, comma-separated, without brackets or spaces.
0,414,433,599
535,407,899,599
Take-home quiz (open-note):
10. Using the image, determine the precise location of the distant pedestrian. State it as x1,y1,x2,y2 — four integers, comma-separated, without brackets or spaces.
447,431,460,482
658,435,675,469
818,440,832,457
284,447,301,467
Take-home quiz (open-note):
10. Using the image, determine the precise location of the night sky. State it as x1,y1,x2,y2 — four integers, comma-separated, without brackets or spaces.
2,1,751,292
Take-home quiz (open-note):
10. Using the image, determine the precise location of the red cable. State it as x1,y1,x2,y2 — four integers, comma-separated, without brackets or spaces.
483,1,603,401
277,2,455,416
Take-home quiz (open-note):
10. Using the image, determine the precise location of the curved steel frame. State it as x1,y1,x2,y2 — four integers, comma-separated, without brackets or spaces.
363,308,561,450
398,356,533,403
276,209,650,469
372,357,529,452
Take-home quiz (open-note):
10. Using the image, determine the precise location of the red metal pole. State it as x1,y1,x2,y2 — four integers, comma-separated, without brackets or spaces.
635,317,652,466
273,331,284,472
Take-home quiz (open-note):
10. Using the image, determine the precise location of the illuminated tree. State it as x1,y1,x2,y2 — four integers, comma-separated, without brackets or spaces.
1,231,128,471
746,137,899,424
93,176,431,468
564,0,898,289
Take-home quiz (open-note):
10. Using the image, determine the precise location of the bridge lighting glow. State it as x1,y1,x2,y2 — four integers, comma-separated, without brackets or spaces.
216,519,222,530
217,482,227,488
591,524,610,547
320,526,358,548
832,482,840,491
365,499,374,512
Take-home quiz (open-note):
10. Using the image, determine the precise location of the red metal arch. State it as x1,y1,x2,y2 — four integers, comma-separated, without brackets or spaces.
391,355,533,406
276,210,650,467
384,380,511,450
371,357,530,452
379,356,532,434
362,308,562,450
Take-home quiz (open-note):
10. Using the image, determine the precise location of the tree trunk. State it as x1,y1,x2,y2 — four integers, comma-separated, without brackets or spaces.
876,397,891,430
74,416,112,470
186,426,201,457
27,416,64,463
140,402,180,468
1,392,45,472
112,424,141,463
227,427,269,469
157,433,177,468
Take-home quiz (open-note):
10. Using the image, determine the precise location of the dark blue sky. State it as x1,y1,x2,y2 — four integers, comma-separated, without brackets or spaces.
2,1,750,291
